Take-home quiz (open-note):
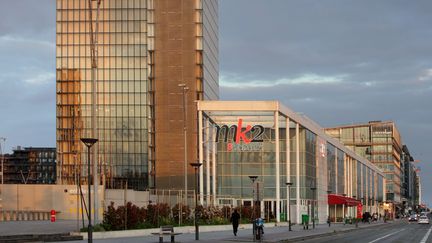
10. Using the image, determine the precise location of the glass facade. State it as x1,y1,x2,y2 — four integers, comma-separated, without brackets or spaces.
57,0,219,190
213,112,276,198
327,143,336,193
56,0,150,189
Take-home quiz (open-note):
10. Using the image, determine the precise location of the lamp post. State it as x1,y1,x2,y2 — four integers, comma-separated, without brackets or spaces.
179,84,189,226
81,138,98,243
311,186,316,229
249,176,258,240
190,162,202,240
342,193,346,221
327,190,332,226
179,84,189,198
286,182,293,231
353,195,358,227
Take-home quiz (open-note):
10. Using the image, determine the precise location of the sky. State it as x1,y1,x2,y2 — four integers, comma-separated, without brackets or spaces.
0,1,431,205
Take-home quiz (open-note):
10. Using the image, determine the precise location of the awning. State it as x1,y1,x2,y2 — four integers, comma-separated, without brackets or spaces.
328,194,361,207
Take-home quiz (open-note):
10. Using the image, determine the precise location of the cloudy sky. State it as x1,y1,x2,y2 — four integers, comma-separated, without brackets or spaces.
0,1,431,205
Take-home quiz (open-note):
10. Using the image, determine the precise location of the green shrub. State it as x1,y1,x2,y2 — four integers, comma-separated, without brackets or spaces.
172,203,191,224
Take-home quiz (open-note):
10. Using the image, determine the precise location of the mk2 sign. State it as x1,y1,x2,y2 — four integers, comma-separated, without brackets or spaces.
215,119,265,152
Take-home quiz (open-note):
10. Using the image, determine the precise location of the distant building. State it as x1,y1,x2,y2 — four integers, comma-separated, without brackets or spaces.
401,145,418,211
3,147,56,184
325,121,404,205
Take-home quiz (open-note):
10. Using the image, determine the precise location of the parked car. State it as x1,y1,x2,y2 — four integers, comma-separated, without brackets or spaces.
418,215,429,224
409,214,418,221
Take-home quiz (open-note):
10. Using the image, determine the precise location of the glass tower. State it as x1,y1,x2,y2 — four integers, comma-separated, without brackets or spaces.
56,0,218,190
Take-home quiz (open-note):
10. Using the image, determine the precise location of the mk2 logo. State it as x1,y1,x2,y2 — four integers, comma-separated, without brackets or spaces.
215,119,264,151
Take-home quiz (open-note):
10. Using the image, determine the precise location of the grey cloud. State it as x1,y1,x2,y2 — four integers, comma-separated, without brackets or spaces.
220,0,432,85
0,1,55,41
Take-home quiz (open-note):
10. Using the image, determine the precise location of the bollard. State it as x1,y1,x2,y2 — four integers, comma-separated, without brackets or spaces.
50,210,56,222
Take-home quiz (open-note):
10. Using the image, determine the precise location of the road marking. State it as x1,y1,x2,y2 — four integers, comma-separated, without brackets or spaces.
420,225,432,243
367,228,406,243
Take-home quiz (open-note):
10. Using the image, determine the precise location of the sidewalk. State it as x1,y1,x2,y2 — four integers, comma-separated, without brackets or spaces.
0,219,394,242
79,220,393,243
0,220,78,236
176,220,393,243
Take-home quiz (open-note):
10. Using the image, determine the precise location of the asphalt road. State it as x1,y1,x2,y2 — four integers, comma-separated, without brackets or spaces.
301,217,432,243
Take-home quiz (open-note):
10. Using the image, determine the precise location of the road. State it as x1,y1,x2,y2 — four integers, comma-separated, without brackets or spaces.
301,217,432,243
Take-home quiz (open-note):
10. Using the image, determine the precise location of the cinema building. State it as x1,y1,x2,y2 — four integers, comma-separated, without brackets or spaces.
195,101,385,224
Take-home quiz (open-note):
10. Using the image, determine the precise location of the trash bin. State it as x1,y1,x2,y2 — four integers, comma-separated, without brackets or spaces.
302,214,309,230
280,213,286,221
302,214,309,224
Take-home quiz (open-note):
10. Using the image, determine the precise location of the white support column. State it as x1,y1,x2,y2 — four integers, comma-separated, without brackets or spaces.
296,122,300,224
335,149,338,194
199,111,204,205
275,112,280,223
260,200,265,219
342,204,345,219
348,157,351,196
344,154,347,195
205,119,210,206
212,126,217,206
286,118,290,221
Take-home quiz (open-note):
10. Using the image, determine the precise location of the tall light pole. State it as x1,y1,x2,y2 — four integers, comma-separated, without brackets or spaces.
249,175,258,240
327,190,332,226
88,0,102,224
286,182,293,231
81,138,98,243
190,162,202,241
179,84,189,201
311,186,316,229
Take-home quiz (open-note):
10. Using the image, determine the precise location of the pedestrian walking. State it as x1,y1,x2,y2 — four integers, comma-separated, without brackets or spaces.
230,209,240,236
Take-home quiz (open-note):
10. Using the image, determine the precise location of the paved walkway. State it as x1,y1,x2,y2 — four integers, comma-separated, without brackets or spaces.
81,220,392,242
176,220,393,243
0,220,78,236
0,219,395,242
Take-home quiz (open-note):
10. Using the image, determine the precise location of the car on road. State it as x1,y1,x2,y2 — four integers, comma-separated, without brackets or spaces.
418,215,429,224
409,214,418,221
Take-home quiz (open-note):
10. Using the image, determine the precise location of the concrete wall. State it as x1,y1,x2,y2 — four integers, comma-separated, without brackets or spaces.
1,184,103,220
104,189,150,208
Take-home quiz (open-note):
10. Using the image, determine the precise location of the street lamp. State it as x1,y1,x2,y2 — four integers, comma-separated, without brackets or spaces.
342,193,346,221
249,175,258,240
353,195,358,227
310,186,317,229
179,83,189,199
81,138,98,243
286,182,293,231
190,162,202,241
327,190,332,226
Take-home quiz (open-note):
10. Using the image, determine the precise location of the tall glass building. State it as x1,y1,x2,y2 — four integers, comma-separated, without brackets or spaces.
56,0,218,190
